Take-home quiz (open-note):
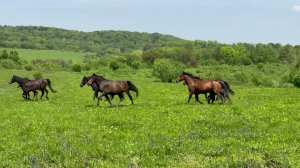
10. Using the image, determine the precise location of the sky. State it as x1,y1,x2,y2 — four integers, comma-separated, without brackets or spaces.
0,0,299,45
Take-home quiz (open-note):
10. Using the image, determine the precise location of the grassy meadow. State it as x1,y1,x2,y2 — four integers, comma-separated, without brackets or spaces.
0,69,300,167
0,48,86,63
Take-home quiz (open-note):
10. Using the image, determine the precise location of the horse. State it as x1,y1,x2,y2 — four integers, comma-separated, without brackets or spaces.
87,73,138,106
80,75,120,101
207,80,235,103
9,75,38,100
10,75,57,100
176,72,232,104
80,76,101,100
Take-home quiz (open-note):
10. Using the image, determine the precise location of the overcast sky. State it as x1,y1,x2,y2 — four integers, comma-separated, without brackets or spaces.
0,0,299,45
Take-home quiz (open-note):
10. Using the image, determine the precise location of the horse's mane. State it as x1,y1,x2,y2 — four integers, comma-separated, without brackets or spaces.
182,72,201,80
91,73,107,80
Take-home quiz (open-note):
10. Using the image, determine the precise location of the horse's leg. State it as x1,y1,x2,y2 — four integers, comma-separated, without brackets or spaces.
118,93,124,105
40,89,45,100
104,94,112,105
216,91,224,103
126,91,134,104
23,92,28,100
45,89,49,100
195,94,203,104
33,91,38,101
98,93,111,106
110,95,114,101
93,91,98,100
187,92,193,103
205,93,208,102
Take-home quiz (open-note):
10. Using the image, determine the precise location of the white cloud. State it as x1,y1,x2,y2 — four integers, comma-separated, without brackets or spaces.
293,5,300,12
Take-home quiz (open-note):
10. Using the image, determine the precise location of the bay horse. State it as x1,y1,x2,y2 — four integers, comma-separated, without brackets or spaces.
9,75,38,100
207,80,235,103
176,72,232,104
10,75,57,100
87,73,138,106
80,75,121,101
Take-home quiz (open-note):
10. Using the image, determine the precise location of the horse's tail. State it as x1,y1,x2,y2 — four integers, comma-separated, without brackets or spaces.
220,80,234,95
127,81,138,97
46,79,57,93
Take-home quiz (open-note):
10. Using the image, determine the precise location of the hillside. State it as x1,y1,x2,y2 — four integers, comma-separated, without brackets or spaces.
0,25,184,54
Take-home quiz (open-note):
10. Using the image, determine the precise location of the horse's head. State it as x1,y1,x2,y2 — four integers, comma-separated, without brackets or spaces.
9,75,17,84
176,72,186,83
87,76,96,86
80,76,90,87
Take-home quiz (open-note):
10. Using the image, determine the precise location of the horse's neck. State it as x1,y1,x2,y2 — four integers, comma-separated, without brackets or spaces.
16,77,26,84
184,76,194,86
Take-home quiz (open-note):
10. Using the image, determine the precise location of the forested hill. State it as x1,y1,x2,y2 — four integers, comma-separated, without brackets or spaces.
0,25,184,54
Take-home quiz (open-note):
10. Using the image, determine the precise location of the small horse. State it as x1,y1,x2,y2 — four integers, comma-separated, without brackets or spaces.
9,75,38,100
80,75,120,101
207,80,235,103
87,74,138,106
10,75,57,100
176,72,232,104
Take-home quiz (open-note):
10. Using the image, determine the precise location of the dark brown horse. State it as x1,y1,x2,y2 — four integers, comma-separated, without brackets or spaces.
87,74,138,106
80,75,121,101
176,72,232,104
10,75,57,100
9,75,38,100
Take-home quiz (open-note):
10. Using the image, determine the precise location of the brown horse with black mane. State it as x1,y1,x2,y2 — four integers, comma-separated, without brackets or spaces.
9,75,57,100
176,72,233,104
87,73,138,106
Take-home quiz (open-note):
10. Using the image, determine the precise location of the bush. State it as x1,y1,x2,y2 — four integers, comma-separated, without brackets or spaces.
0,59,21,69
257,63,264,70
72,64,81,72
33,71,43,79
234,72,250,84
24,64,33,71
82,63,91,71
251,74,263,86
109,60,120,71
153,59,185,82
289,70,300,88
131,61,141,69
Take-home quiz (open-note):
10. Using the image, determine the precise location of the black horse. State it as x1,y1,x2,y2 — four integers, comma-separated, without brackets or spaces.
10,75,57,100
207,80,235,103
80,75,121,101
87,73,138,106
9,75,38,100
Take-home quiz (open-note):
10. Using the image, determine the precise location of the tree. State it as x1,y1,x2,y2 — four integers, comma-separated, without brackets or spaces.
280,45,296,63
153,59,185,82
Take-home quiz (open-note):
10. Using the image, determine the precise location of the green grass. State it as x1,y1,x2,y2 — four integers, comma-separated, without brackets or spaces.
0,69,299,167
0,48,86,63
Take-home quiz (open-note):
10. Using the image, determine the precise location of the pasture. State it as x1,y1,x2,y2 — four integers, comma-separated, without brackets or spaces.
0,69,300,167
0,48,86,63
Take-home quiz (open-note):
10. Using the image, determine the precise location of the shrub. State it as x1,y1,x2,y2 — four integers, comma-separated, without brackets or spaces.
257,63,264,70
72,64,82,72
131,61,141,69
234,72,250,84
109,60,120,71
153,59,185,82
33,71,43,79
24,64,33,71
82,64,91,71
251,74,263,86
289,70,300,88
0,59,20,69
